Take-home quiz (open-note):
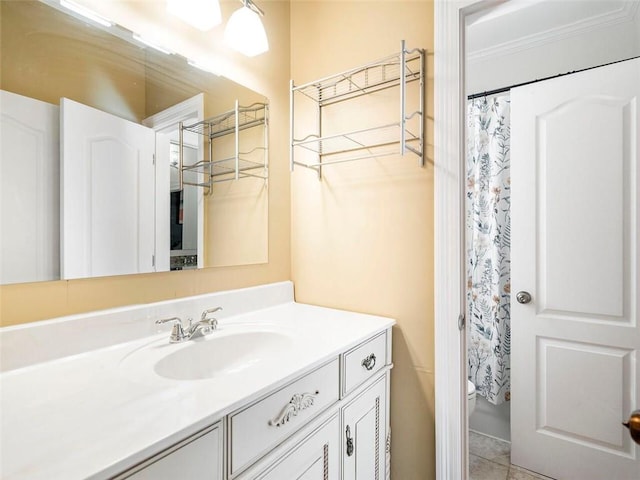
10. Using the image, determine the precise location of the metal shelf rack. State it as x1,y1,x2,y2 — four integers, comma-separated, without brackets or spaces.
290,40,424,179
179,101,268,193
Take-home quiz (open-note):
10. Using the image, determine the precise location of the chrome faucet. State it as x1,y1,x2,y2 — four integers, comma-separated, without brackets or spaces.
155,307,223,344
155,316,189,343
200,306,223,331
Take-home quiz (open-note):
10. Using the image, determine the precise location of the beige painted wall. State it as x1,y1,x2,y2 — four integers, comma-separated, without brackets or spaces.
1,1,147,122
201,79,269,268
0,0,291,326
2,3,437,478
206,127,269,267
289,2,435,479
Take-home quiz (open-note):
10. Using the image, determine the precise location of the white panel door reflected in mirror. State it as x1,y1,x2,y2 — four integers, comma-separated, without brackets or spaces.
61,98,156,280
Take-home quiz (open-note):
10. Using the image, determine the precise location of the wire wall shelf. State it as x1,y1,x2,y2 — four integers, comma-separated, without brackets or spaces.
183,103,267,139
294,123,420,157
290,40,424,179
179,101,268,193
293,53,422,106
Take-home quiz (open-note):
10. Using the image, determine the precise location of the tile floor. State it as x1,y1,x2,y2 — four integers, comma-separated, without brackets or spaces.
469,431,555,480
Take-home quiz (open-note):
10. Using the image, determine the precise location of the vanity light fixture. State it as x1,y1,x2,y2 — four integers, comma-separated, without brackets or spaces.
59,0,113,28
224,0,269,57
132,34,174,55
167,0,222,32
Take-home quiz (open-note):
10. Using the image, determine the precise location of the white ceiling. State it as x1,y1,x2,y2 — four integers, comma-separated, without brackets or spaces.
467,0,640,60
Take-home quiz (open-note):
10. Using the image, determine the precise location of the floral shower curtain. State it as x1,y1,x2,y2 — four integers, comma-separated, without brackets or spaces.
466,94,511,406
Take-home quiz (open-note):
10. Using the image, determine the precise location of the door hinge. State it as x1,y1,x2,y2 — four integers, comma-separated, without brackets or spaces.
152,153,156,165
152,254,155,267
458,313,465,331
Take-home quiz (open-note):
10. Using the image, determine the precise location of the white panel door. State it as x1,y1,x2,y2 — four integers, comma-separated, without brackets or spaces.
511,58,640,479
61,98,156,279
0,90,59,284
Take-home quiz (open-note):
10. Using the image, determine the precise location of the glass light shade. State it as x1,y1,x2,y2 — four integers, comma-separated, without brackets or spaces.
224,6,269,57
167,0,222,31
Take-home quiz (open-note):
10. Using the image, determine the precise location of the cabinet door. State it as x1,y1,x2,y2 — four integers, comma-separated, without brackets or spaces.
256,415,340,480
342,375,387,480
121,424,222,480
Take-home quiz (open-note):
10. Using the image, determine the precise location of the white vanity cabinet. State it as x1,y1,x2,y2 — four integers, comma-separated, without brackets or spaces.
111,329,391,480
231,329,392,480
116,423,223,480
0,283,396,480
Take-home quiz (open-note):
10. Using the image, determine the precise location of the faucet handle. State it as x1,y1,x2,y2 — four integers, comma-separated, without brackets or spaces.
155,316,188,343
155,316,182,326
201,307,223,330
202,306,223,317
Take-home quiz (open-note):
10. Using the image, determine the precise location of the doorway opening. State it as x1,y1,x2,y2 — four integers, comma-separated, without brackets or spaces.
460,2,640,479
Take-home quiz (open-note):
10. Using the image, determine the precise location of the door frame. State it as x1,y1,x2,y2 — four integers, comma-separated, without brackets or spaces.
434,0,639,477
433,0,504,478
143,94,205,270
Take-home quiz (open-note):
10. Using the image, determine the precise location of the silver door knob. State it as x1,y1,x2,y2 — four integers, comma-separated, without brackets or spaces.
516,291,532,304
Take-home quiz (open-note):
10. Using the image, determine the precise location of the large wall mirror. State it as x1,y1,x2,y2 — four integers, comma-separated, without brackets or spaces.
0,0,269,285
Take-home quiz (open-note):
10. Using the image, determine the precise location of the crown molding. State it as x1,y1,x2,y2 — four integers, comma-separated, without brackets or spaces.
468,2,640,63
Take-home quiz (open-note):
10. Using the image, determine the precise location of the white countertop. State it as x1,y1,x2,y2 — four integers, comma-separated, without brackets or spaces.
0,301,394,480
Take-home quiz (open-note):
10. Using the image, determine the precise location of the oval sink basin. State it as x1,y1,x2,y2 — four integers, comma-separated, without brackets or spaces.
122,330,294,381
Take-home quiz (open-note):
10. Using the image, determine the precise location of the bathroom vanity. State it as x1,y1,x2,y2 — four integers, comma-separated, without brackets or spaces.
0,282,394,480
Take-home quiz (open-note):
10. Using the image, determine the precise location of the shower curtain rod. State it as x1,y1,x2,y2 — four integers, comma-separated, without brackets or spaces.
467,55,639,100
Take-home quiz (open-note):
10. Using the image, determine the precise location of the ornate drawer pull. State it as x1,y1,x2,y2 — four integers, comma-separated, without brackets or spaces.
268,390,320,427
346,425,354,456
361,353,376,371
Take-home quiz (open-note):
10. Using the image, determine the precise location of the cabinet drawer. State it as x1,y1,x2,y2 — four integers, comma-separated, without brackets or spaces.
229,358,339,477
342,331,387,396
